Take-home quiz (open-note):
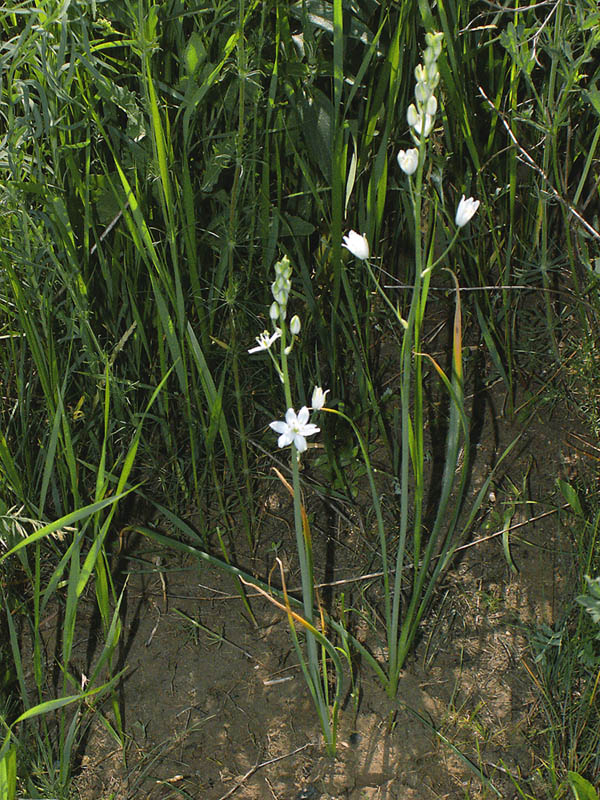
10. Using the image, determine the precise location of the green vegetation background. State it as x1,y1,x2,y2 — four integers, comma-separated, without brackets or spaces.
1,0,600,796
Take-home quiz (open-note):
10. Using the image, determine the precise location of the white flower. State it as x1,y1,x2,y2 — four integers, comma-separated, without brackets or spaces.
248,328,281,354
269,406,320,453
407,104,435,138
290,315,301,335
342,230,370,260
397,148,419,176
455,195,480,227
311,386,330,411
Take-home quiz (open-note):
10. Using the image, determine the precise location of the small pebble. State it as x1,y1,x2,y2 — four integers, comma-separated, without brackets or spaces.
295,784,319,800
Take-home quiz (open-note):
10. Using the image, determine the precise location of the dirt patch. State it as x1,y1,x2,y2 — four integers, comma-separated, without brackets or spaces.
66,380,585,800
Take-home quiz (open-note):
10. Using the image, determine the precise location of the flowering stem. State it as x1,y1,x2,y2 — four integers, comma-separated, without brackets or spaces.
387,133,428,696
278,318,332,747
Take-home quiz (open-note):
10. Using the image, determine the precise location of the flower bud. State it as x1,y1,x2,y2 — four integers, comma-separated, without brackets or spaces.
274,255,292,279
269,302,279,321
425,31,443,60
423,46,436,66
407,104,419,129
414,64,426,84
408,105,435,138
311,386,330,411
455,195,480,227
397,148,419,176
414,81,431,105
290,315,301,335
342,230,370,260
426,95,438,116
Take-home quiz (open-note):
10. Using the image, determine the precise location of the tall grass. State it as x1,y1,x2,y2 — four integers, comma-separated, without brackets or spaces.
1,0,599,793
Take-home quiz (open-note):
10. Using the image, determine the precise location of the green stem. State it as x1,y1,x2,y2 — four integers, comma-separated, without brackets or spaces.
279,318,328,740
387,134,427,696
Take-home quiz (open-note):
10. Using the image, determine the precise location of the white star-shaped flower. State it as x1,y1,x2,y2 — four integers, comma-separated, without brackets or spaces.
248,328,281,354
269,406,320,453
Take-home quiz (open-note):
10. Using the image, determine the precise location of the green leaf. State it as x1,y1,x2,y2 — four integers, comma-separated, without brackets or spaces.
558,479,583,516
0,744,16,800
576,576,600,628
184,32,207,75
583,85,600,118
568,771,599,800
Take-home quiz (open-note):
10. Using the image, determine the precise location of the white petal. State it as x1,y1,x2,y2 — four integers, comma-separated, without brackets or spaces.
302,423,320,436
270,420,289,434
278,432,293,448
297,406,310,425
293,434,308,452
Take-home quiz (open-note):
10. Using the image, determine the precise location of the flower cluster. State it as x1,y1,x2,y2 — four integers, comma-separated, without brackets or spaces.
270,254,292,318
248,256,295,356
249,255,329,455
394,33,479,229
407,31,443,142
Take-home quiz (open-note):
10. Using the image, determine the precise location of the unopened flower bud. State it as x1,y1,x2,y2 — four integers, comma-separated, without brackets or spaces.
397,148,419,176
342,230,370,260
423,46,436,66
414,64,426,84
455,195,480,227
425,31,443,60
414,81,430,105
426,95,437,116
311,386,330,411
274,255,292,279
290,315,301,335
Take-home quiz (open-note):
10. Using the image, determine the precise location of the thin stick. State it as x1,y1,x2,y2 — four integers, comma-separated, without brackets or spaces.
216,742,313,800
135,504,572,607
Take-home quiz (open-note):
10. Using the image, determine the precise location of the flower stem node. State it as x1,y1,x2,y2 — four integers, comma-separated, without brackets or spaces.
342,230,370,260
455,195,480,227
269,407,320,453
